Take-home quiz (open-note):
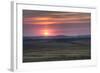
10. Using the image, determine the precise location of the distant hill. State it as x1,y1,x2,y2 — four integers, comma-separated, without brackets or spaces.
23,35,90,41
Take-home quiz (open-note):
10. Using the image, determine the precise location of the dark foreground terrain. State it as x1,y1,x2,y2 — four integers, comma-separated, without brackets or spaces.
23,36,91,62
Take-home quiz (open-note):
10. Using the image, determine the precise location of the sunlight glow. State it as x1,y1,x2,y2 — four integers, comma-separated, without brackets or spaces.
44,32,49,36
43,29,49,36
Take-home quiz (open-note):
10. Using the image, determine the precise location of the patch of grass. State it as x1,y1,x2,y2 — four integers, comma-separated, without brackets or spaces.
23,39,91,62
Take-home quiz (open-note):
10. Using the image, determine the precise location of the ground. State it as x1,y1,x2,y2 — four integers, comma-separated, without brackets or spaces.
23,37,91,62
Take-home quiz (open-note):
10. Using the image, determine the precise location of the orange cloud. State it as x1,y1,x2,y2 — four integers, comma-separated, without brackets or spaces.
33,17,52,21
23,12,90,25
32,21,57,25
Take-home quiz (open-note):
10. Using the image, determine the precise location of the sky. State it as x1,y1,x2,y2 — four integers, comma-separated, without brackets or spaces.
23,10,91,37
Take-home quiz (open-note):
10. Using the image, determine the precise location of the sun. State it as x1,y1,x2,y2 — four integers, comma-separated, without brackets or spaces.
43,30,49,36
44,31,49,36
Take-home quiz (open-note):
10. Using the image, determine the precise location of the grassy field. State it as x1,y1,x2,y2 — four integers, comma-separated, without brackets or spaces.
23,37,91,62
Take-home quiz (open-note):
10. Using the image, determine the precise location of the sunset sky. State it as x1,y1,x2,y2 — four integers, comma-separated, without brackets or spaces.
23,10,91,37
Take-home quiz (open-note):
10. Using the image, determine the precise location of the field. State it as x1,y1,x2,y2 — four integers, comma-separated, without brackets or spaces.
23,36,91,62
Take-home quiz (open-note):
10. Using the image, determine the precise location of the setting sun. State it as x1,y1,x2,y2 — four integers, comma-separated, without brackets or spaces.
44,32,49,36
43,29,50,36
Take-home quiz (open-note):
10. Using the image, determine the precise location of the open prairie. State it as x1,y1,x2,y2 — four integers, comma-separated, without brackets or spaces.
23,36,91,62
